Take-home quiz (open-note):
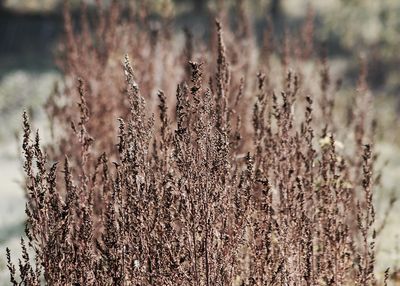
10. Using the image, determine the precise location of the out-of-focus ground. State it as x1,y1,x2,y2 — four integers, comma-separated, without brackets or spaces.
1,0,400,284
0,142,25,284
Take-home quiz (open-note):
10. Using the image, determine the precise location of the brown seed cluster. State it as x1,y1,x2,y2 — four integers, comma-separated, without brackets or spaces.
7,2,387,285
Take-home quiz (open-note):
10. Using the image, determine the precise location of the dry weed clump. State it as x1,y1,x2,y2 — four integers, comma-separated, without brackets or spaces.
6,2,387,285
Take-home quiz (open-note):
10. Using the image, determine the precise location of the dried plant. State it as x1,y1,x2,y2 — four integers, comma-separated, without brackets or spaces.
6,1,388,285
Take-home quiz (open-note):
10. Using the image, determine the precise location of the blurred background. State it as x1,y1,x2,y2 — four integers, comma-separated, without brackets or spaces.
1,0,400,284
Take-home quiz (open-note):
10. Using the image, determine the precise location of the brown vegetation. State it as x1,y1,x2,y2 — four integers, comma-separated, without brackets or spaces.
6,2,388,285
